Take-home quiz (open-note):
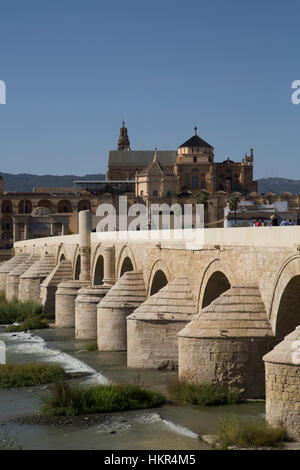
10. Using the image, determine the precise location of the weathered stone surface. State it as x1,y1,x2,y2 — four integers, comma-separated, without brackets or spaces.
6,253,40,301
40,260,73,317
178,286,275,397
97,270,146,351
263,326,300,441
75,284,110,339
0,253,29,292
10,227,300,437
127,276,197,369
19,253,56,303
55,280,90,327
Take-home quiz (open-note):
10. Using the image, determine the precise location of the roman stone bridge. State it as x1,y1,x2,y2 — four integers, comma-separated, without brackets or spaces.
1,212,299,439
11,224,300,340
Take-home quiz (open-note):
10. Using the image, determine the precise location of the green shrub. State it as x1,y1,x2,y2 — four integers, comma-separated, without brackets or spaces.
85,341,98,351
0,293,43,325
0,363,65,388
5,315,49,332
216,415,287,449
167,380,242,406
42,381,166,416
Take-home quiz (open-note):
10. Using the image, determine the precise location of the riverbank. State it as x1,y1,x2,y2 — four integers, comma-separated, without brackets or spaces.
0,326,271,450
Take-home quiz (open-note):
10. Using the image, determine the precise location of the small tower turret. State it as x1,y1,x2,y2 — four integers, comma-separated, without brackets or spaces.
118,121,131,151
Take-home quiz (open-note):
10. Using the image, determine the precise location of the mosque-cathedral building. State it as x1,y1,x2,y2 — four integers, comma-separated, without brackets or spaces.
0,122,297,249
108,122,257,197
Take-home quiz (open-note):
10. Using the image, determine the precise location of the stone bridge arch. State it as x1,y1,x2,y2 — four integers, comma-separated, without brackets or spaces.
269,255,300,342
147,259,171,297
56,245,68,264
73,246,81,280
92,245,105,285
116,245,137,279
197,258,237,311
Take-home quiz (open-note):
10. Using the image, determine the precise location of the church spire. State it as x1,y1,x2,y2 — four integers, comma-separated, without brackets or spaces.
118,121,131,151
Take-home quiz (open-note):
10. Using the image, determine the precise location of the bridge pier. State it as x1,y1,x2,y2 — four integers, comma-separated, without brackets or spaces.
263,326,300,441
55,280,90,327
127,277,197,370
97,270,146,351
0,253,29,293
178,286,275,398
6,253,40,301
40,260,73,318
55,210,94,327
75,285,110,339
18,253,56,303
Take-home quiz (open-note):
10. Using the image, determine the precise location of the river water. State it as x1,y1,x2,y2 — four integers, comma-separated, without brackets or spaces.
0,327,265,450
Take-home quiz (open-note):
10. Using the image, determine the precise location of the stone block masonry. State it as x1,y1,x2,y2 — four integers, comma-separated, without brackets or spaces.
75,285,110,339
97,270,146,351
264,326,300,440
127,276,197,370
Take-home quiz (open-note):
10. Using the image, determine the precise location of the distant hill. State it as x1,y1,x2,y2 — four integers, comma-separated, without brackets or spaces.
257,178,300,195
0,172,105,193
0,172,300,195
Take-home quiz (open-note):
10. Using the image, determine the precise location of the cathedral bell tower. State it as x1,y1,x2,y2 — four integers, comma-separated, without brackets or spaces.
118,121,131,151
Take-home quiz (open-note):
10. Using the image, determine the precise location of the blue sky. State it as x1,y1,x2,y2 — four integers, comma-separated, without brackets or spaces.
0,0,299,178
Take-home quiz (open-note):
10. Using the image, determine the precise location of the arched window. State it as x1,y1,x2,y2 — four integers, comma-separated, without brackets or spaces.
192,175,199,190
38,200,52,211
18,200,32,214
1,200,12,214
58,200,72,213
78,200,91,212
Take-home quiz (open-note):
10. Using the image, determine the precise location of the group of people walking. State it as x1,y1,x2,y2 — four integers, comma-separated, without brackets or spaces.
252,215,295,227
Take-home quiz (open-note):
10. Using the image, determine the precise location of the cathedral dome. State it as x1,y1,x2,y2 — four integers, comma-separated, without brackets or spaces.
178,127,213,149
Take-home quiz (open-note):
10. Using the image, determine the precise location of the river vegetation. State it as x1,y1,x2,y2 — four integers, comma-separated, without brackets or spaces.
41,381,166,416
0,290,43,323
167,380,242,406
0,290,48,331
85,341,98,351
0,363,65,388
216,415,287,449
